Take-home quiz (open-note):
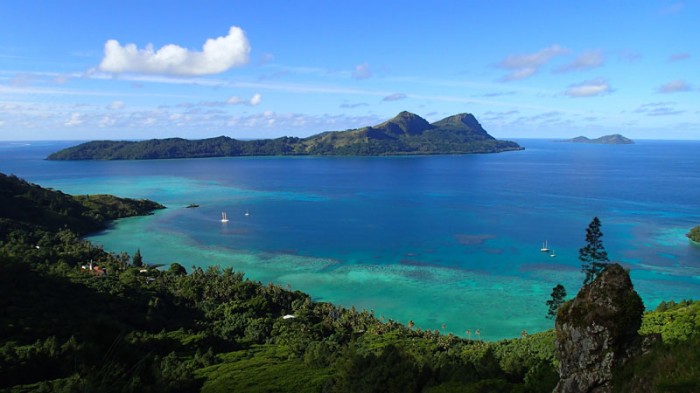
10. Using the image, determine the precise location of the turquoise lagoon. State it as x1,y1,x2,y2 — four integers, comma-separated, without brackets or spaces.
1,139,699,340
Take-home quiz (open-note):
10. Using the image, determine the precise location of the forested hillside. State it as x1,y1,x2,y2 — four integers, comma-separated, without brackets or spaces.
46,112,522,160
1,174,697,392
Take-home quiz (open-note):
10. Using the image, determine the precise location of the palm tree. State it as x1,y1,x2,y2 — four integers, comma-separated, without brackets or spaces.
475,329,481,341
465,329,471,340
408,320,415,330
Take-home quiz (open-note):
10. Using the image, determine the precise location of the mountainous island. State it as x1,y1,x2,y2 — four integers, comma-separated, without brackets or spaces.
560,134,634,144
46,111,523,160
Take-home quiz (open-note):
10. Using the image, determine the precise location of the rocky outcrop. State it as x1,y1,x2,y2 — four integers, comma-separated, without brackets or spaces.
554,263,646,393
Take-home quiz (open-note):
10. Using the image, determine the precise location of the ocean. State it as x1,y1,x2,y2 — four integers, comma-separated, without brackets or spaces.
1,139,699,340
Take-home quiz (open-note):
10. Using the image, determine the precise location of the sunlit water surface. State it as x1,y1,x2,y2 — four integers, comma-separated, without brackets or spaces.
2,139,699,340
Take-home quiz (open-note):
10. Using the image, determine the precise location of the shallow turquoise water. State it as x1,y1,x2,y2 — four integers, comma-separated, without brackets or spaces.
2,139,699,340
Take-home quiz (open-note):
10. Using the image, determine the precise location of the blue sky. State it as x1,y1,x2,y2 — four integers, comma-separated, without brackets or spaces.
0,1,698,141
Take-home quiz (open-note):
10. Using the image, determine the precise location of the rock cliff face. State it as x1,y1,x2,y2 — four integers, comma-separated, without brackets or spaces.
554,264,646,393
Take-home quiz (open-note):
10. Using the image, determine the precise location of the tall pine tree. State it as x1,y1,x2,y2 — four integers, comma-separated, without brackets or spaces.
133,248,143,267
546,284,567,319
579,216,609,285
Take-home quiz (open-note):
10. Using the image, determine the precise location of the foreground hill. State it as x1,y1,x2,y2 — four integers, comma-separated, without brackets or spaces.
1,174,697,392
0,172,164,237
561,134,634,144
46,112,523,160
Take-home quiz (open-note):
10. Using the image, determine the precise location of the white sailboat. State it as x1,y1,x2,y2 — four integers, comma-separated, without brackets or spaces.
244,209,250,217
221,211,229,223
550,249,556,258
540,240,550,253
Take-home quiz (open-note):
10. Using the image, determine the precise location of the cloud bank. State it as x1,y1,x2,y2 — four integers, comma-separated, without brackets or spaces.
98,26,250,76
564,78,611,97
496,45,569,81
227,93,262,106
657,80,692,93
382,93,407,101
555,50,604,73
352,63,372,80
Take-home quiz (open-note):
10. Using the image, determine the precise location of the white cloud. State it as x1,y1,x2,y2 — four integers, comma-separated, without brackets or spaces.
555,50,604,73
618,50,642,63
634,102,685,116
227,92,262,106
352,63,372,80
660,2,684,15
107,100,125,110
382,92,407,101
54,75,70,85
496,45,569,81
99,116,116,128
10,73,36,87
64,112,83,126
564,78,612,97
669,53,691,62
258,53,275,65
657,80,692,93
98,26,250,76
340,102,369,109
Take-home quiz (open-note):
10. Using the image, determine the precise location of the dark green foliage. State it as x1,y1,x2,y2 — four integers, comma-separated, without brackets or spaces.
641,299,699,343
687,226,700,242
46,112,523,160
0,172,164,237
168,262,187,276
614,300,700,392
332,344,422,393
579,216,610,285
546,284,567,319
133,248,144,267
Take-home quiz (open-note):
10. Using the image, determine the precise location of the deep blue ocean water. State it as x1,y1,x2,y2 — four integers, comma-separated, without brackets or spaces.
2,139,699,340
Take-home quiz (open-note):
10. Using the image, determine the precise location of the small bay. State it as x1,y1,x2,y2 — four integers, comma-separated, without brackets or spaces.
2,139,699,340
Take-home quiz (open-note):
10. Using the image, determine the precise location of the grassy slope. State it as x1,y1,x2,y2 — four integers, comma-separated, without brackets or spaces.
612,300,700,392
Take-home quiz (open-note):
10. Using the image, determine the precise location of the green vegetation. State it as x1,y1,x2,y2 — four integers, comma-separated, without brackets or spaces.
46,112,523,160
687,226,700,243
613,300,700,392
2,174,699,392
579,216,610,285
545,284,567,319
0,172,164,237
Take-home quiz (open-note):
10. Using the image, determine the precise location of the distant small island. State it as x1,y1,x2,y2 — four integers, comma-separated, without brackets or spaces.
559,134,634,144
46,111,523,160
688,226,700,243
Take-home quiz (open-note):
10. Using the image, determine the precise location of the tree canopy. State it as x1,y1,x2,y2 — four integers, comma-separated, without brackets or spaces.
579,216,610,285
546,284,567,319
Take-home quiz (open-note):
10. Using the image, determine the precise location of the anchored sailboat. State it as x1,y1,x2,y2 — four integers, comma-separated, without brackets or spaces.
221,212,229,223
540,240,550,253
